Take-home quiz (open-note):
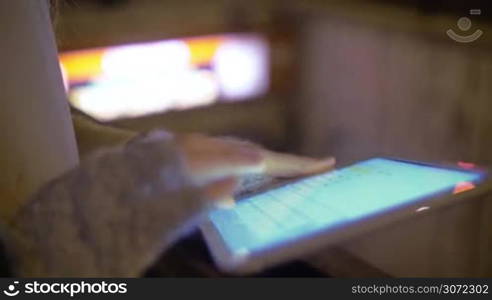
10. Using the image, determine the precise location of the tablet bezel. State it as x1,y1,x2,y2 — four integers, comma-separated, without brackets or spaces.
200,157,491,274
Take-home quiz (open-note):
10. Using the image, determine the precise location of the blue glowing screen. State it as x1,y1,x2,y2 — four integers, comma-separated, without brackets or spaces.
208,158,484,255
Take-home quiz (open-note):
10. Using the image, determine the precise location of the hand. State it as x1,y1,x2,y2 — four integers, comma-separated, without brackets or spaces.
175,133,335,204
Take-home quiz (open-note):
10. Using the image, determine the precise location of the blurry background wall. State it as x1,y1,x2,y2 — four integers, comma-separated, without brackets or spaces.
56,0,301,150
298,4,492,167
55,0,492,167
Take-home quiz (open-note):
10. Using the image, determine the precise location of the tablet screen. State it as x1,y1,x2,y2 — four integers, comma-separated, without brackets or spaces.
207,158,485,257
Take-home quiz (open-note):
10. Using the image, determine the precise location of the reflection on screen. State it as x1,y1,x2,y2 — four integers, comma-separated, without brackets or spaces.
208,158,484,257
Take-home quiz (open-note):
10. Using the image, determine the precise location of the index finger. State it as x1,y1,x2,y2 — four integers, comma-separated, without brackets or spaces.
262,151,335,178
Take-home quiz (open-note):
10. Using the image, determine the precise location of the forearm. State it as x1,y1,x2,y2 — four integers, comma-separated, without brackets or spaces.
7,131,206,277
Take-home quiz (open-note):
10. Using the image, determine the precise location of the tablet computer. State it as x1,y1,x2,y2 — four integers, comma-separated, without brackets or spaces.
200,157,490,274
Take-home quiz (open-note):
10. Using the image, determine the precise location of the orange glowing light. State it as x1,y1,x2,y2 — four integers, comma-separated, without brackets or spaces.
186,36,224,66
453,181,476,194
59,49,105,82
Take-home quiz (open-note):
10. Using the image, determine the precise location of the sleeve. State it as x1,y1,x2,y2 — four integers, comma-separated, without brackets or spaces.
6,130,209,277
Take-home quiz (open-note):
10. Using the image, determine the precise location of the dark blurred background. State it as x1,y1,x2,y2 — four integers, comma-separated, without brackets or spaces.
57,0,492,169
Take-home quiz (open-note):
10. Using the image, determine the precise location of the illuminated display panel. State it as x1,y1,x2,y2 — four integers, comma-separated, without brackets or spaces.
59,33,269,121
208,158,485,255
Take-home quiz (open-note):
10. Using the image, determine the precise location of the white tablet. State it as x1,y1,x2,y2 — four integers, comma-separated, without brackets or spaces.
200,157,490,274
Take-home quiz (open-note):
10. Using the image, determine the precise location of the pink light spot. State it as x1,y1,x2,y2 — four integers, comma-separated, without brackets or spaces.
458,161,476,169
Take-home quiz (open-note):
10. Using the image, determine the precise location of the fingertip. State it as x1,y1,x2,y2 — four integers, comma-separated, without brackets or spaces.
323,156,336,167
319,156,337,168
300,156,336,176
214,196,236,209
